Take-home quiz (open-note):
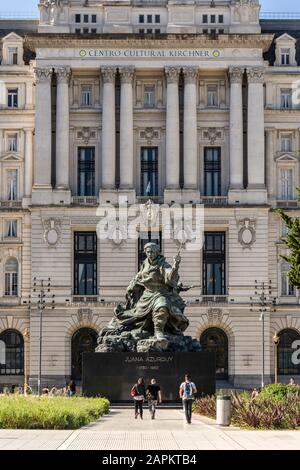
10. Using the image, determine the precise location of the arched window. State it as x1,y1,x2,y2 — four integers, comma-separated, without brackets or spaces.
0,329,24,375
200,327,228,379
71,328,98,381
4,257,18,296
278,329,300,376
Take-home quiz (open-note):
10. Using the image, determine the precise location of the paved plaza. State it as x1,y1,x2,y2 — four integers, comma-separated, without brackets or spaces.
0,408,299,450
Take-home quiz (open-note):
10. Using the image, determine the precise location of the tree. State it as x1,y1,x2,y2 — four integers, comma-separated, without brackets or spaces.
275,188,300,289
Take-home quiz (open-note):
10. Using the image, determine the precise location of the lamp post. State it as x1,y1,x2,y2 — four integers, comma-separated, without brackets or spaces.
273,332,280,384
250,280,277,389
23,328,30,396
31,278,55,396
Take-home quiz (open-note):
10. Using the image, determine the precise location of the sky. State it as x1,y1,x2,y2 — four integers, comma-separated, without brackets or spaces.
0,0,299,15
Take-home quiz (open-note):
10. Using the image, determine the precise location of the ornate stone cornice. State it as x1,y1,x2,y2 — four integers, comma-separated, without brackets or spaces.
34,67,53,83
228,66,244,84
101,66,116,83
246,67,265,83
165,66,180,84
183,67,198,84
55,66,71,84
119,66,135,84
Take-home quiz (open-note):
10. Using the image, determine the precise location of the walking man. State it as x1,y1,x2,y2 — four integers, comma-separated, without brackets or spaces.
179,374,197,424
146,378,162,419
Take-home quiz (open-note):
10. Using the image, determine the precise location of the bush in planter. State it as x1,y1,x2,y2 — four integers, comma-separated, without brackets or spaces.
193,395,216,419
259,384,300,401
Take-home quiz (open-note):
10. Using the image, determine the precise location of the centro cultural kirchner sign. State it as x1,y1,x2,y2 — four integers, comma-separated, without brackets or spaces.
78,49,222,58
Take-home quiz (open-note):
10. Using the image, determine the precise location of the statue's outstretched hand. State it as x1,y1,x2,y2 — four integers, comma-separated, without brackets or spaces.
173,253,181,267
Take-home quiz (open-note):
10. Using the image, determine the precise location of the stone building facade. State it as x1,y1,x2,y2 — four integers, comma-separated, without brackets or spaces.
0,0,300,390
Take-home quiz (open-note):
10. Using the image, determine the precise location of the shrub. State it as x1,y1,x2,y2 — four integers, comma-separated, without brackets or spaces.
259,384,300,401
0,396,110,430
193,395,216,419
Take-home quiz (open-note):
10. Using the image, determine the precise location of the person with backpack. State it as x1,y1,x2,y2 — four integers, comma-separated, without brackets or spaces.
131,377,146,419
146,378,162,419
179,374,197,424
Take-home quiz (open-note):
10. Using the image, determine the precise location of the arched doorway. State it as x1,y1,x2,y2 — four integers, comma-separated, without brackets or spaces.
200,327,228,379
71,328,98,381
0,329,24,376
278,329,300,376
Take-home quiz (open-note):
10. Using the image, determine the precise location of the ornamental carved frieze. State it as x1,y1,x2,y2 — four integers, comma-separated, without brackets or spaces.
77,128,97,145
207,308,223,324
140,128,160,144
232,0,260,23
119,66,135,84
183,67,198,84
55,66,71,84
228,67,244,84
237,218,256,249
77,308,93,324
101,66,116,83
246,67,265,83
203,128,222,144
34,67,53,83
165,67,180,84
42,218,62,247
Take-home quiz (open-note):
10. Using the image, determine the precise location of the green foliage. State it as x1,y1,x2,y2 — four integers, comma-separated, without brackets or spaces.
274,188,300,288
258,383,300,401
0,396,110,429
193,395,216,418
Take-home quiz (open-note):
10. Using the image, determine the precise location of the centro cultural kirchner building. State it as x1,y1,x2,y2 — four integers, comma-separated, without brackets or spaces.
0,0,300,390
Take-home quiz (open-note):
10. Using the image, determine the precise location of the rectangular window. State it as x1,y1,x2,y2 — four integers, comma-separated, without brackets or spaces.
155,15,160,24
219,29,224,34
139,29,145,34
78,147,95,196
147,14,153,23
8,47,18,65
218,15,224,23
281,89,292,109
7,170,18,200
147,28,152,34
155,29,160,34
203,14,208,23
81,85,92,106
281,134,292,152
141,147,158,197
7,134,18,152
138,231,162,268
75,28,81,34
281,48,290,65
210,15,216,23
91,14,97,23
74,232,97,296
7,89,18,108
207,85,218,107
91,28,97,34
203,29,208,34
5,272,18,296
204,147,221,196
83,28,89,34
83,14,89,23
139,14,144,23
75,14,81,23
280,169,293,200
5,220,17,238
281,264,295,296
203,232,226,295
144,85,155,108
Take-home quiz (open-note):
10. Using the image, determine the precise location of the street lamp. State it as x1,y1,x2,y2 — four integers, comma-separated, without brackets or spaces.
273,332,280,384
250,280,277,389
23,328,30,396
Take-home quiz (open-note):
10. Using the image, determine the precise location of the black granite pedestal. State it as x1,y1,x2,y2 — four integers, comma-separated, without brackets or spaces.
82,352,215,402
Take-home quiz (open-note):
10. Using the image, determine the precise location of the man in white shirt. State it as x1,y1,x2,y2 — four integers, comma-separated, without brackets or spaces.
179,374,197,424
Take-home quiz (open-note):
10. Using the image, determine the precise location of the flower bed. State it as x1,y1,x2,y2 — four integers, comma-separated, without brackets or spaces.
0,395,110,429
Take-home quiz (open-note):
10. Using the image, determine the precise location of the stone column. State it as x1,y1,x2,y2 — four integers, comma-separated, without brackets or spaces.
247,67,265,189
229,67,244,190
101,67,116,190
55,67,71,190
183,67,198,189
165,67,180,190
266,128,276,201
33,67,52,189
24,129,34,197
119,66,135,189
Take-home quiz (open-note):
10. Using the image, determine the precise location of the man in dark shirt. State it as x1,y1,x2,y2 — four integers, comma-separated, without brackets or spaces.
146,378,162,419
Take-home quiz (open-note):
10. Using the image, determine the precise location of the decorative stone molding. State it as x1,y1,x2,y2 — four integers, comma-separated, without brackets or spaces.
203,128,222,144
165,66,180,84
207,308,223,323
140,128,160,144
228,66,244,83
183,67,198,84
237,218,256,248
119,66,135,84
34,67,53,83
77,127,97,145
246,67,265,83
232,0,260,24
55,66,71,84
42,218,62,247
77,308,93,324
101,66,116,83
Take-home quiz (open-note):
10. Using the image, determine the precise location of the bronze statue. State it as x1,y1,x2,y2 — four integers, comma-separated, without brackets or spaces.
97,243,200,352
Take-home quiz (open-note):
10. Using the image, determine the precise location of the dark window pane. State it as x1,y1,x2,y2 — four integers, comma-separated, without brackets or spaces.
203,232,226,295
278,329,300,375
139,14,144,23
140,147,158,196
75,14,81,23
78,147,95,196
74,232,97,295
203,14,208,23
71,328,97,380
91,14,97,23
155,15,160,23
200,328,228,379
0,330,24,376
204,147,221,196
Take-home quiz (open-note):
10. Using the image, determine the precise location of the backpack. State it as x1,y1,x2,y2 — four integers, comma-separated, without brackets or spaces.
184,382,193,398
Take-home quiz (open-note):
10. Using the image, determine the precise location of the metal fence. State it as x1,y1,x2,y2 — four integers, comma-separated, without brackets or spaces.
260,12,300,19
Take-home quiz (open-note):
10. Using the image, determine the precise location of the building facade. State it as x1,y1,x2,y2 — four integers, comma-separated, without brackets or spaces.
0,0,300,390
